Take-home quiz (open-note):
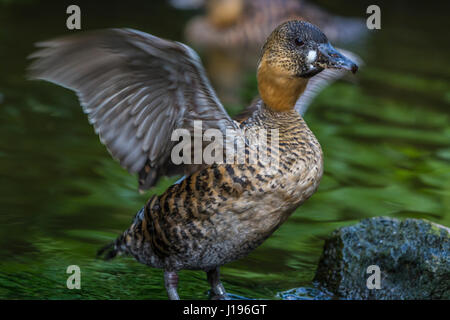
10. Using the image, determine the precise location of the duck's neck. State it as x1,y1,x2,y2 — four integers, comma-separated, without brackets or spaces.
257,59,308,112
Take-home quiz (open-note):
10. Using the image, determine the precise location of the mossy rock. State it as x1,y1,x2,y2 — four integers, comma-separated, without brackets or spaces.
314,217,450,299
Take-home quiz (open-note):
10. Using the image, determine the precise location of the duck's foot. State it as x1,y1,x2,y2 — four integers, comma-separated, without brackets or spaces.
206,267,229,300
164,271,180,300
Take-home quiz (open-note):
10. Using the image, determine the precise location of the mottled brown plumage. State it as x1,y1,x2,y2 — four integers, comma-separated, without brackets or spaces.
29,20,358,299
117,104,322,269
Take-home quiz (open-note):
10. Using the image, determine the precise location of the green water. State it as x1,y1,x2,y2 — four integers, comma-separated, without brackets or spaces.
0,0,449,299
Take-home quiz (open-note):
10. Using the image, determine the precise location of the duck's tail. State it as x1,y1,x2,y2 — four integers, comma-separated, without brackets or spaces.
97,234,127,261
97,206,146,261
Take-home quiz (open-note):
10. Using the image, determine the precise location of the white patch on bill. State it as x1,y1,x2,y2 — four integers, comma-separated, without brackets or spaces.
307,50,317,63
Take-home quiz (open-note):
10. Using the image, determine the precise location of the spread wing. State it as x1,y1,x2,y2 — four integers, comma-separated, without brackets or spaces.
28,28,239,190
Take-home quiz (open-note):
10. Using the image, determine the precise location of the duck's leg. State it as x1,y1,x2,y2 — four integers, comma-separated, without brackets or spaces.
207,267,229,299
164,271,180,300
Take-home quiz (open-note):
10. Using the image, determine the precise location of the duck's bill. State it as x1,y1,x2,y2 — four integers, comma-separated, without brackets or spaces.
316,43,358,74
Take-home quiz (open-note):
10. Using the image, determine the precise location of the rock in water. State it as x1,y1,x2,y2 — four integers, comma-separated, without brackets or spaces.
314,217,450,299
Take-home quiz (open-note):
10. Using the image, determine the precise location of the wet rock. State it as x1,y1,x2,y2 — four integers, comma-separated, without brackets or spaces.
277,286,334,300
313,217,450,299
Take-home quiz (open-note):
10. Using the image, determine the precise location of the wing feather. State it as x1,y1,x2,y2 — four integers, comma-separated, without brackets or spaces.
29,28,239,190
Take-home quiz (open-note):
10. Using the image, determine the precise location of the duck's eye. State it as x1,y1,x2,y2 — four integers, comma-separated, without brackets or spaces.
294,38,304,46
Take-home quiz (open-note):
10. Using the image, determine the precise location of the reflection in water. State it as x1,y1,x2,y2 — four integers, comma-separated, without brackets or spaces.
0,0,449,299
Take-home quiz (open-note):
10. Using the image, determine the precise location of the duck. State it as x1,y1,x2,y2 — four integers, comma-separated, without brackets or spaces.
184,0,367,50
28,20,358,300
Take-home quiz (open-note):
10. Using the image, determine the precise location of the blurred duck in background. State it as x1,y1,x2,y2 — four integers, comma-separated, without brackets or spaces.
173,0,365,106
183,0,367,49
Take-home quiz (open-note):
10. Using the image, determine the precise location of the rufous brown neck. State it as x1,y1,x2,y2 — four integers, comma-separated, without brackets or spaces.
257,56,308,112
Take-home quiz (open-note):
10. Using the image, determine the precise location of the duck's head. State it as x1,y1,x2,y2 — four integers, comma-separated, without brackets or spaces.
207,0,243,28
257,20,358,112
